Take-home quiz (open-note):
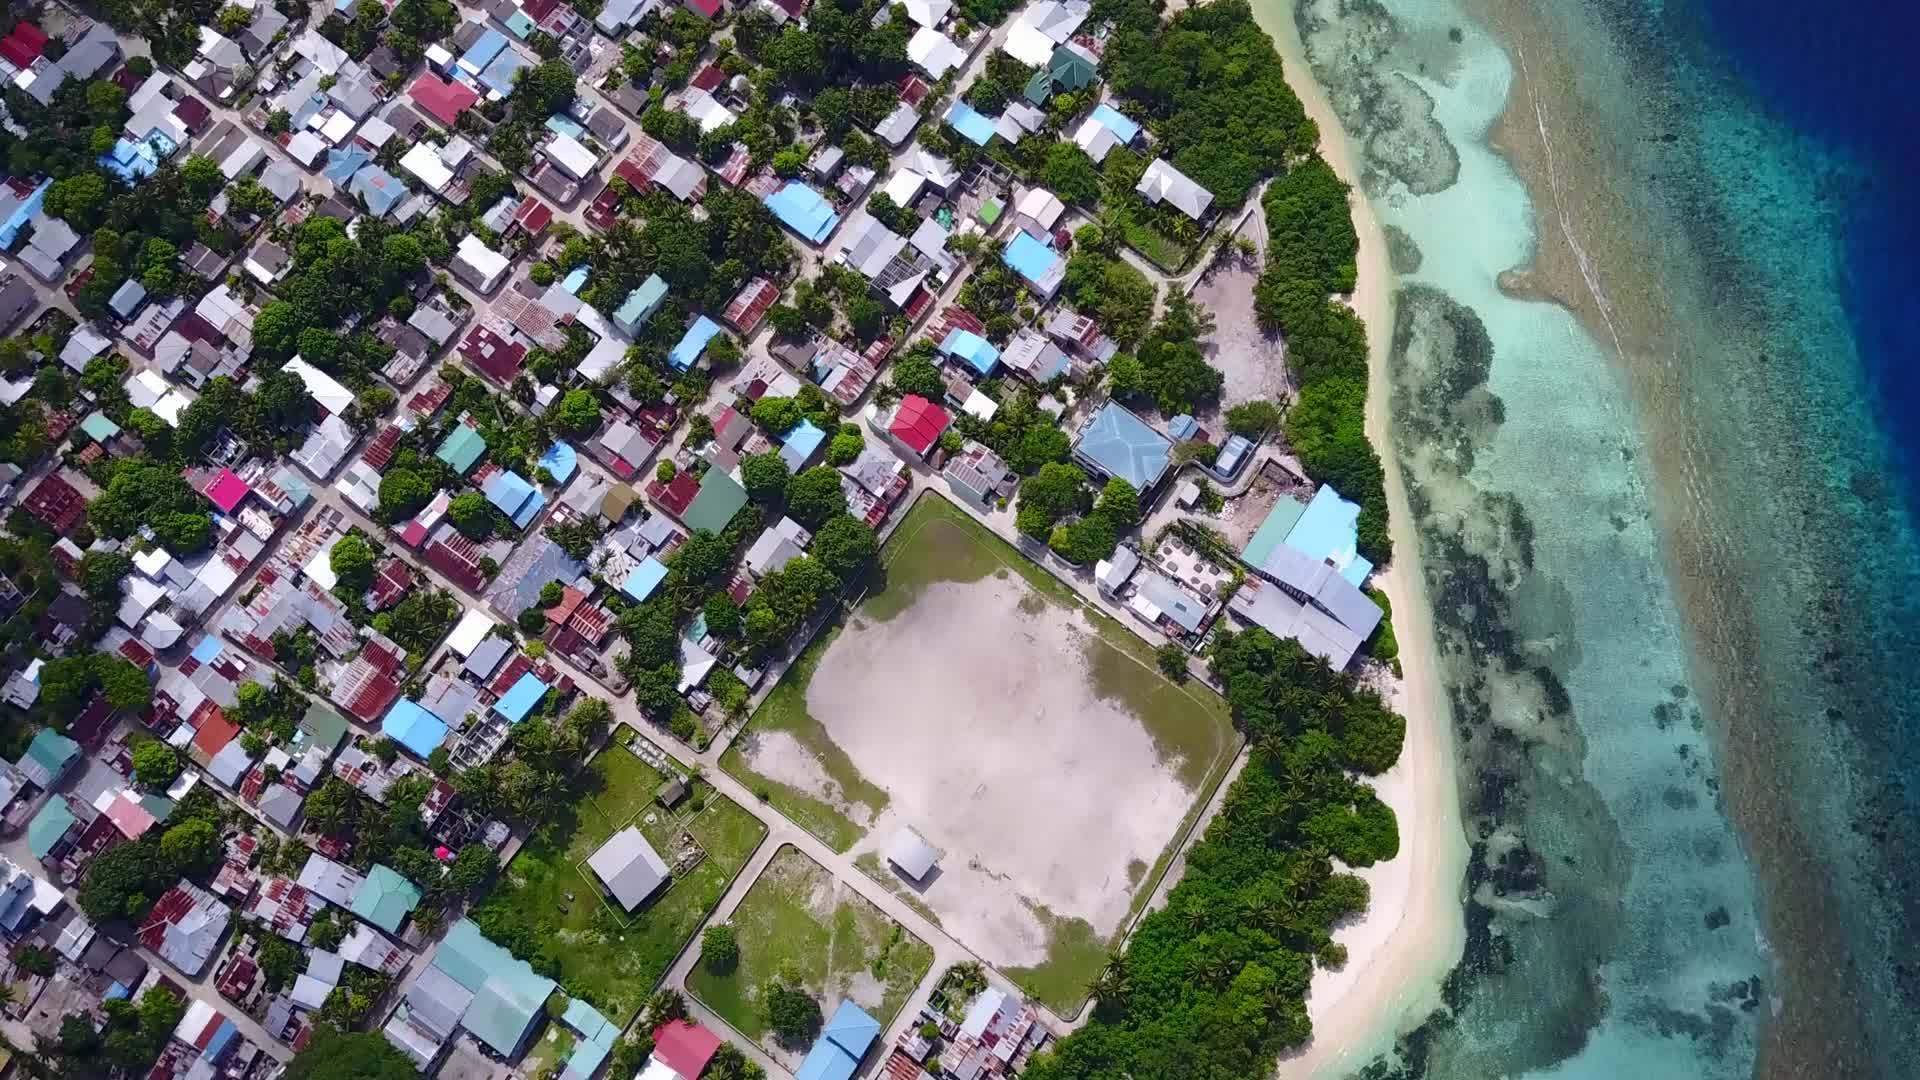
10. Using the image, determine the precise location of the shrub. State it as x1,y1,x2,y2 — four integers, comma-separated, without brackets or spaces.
701,925,739,973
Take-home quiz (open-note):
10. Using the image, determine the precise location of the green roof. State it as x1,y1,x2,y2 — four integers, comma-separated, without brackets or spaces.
299,701,350,751
351,864,423,933
976,198,1003,226
21,728,79,781
1048,44,1097,90
79,411,121,442
1241,496,1308,570
436,424,487,474
26,798,76,860
1023,69,1053,105
684,468,747,534
430,920,557,1058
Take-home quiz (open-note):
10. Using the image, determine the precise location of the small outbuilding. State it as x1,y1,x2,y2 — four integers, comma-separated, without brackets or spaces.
885,826,939,882
587,826,672,911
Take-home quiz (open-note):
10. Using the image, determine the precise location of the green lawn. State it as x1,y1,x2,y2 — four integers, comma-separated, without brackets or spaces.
687,846,932,1049
471,740,767,1024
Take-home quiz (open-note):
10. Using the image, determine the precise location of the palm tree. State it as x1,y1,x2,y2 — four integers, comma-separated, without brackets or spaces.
1089,956,1130,1006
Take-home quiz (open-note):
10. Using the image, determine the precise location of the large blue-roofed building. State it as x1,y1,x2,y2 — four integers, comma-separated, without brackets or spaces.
482,468,545,528
668,316,723,371
939,328,1000,377
493,672,549,724
763,181,841,244
1073,401,1173,492
795,1000,881,1080
382,700,450,759
944,101,997,146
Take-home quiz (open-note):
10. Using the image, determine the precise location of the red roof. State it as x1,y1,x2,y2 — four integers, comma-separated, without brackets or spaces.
511,197,554,235
653,1020,722,1079
368,558,413,610
459,324,528,382
192,708,240,757
690,64,725,92
409,377,453,416
362,424,403,471
0,22,45,69
520,0,561,17
545,584,585,625
888,395,950,456
9,21,46,50
897,74,931,107
722,277,778,333
0,36,34,69
171,96,212,133
24,473,85,534
205,468,250,512
683,0,724,16
408,74,480,129
649,471,702,518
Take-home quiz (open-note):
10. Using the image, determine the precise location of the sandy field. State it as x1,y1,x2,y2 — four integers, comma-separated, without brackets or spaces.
805,578,1197,968
1190,213,1294,415
1248,5,1473,1077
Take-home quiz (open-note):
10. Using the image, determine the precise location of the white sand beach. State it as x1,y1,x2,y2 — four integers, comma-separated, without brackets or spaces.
1247,4,1474,1075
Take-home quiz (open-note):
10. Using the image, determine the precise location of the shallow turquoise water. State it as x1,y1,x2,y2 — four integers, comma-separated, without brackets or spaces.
1271,0,1920,1076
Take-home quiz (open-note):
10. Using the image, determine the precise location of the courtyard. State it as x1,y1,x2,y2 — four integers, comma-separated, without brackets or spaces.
723,495,1240,1013
470,739,767,1024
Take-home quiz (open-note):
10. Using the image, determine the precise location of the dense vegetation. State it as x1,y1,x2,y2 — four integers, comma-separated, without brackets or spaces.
1023,629,1402,1078
1254,157,1391,562
284,1029,420,1080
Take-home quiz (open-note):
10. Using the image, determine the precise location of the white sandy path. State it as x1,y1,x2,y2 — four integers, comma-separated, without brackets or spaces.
806,577,1195,968
1241,5,1474,1077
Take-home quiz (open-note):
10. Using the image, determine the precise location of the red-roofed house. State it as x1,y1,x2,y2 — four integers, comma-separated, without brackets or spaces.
653,1020,722,1079
424,527,487,592
510,197,554,238
362,424,404,471
408,73,480,129
191,706,241,762
367,558,413,611
647,471,701,519
897,74,931,107
409,377,453,417
684,0,724,17
24,473,86,534
459,324,528,383
0,22,46,69
689,64,725,92
880,394,950,458
204,468,251,513
722,277,778,333
172,96,212,134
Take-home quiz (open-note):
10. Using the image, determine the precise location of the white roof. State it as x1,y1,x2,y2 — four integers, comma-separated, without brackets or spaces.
455,234,510,290
399,142,454,190
285,130,326,166
903,0,952,26
962,389,999,421
1015,187,1065,229
883,168,926,208
444,608,494,658
678,89,735,134
545,132,597,179
586,827,671,910
1072,115,1119,163
319,110,357,144
908,27,967,77
283,357,356,415
1002,21,1056,66
304,538,340,590
126,368,170,408
885,826,939,881
154,389,194,427
1136,158,1214,220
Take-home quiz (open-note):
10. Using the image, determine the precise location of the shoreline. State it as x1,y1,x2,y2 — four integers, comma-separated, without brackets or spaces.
1251,4,1470,1075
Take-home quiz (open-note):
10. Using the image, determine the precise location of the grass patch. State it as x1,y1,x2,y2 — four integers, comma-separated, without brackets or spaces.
1121,219,1195,273
687,846,933,1047
471,743,767,1024
854,852,941,928
1004,904,1110,1014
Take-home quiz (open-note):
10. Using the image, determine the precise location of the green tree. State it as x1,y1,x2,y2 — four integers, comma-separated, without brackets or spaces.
750,396,801,434
1156,641,1189,682
1095,477,1140,525
784,466,847,528
552,388,602,434
96,656,153,711
159,818,221,875
43,174,109,231
702,593,742,638
888,352,944,399
1015,463,1087,539
701,924,739,973
377,469,433,520
1225,400,1284,438
447,492,493,540
1041,143,1102,206
1050,512,1116,564
826,427,864,465
764,982,821,1044
740,452,790,503
78,840,172,921
449,845,497,894
285,1029,420,1080
329,534,377,590
132,743,179,788
808,515,877,580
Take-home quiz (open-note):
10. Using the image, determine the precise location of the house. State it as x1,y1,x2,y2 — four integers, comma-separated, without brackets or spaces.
723,277,778,333
651,1020,722,1080
795,1000,882,1080
938,328,1000,378
613,274,669,335
885,826,938,882
383,700,450,759
1002,230,1065,299
1242,484,1373,587
1044,308,1119,364
944,440,1013,507
1004,0,1088,65
764,181,840,245
449,234,510,294
943,101,997,147
283,357,357,416
908,27,967,79
1072,102,1142,163
350,864,423,933
744,517,809,578
136,880,231,975
1129,570,1212,639
1000,329,1070,383
1136,158,1214,221
23,473,85,534
1073,401,1172,492
408,73,480,129
780,420,826,472
872,394,950,460
21,23,118,105
15,728,79,789
667,316,723,371
586,827,671,910
596,0,660,35
679,468,748,534
482,467,546,528
873,101,919,147
0,273,37,333
383,919,556,1067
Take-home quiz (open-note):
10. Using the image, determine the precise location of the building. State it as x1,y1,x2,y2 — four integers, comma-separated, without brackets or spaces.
795,1000,882,1080
452,234,511,294
943,440,1012,507
586,827,671,910
137,880,231,975
873,394,951,460
350,863,423,933
613,274,669,335
885,826,938,882
1002,230,1065,299
383,919,557,1067
15,727,79,789
1136,158,1214,221
651,1020,722,1080
1129,570,1212,639
668,315,723,371
1073,401,1172,492
764,181,840,244
1072,102,1141,163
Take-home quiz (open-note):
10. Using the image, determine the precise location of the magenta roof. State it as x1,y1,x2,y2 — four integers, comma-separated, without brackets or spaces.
206,469,250,513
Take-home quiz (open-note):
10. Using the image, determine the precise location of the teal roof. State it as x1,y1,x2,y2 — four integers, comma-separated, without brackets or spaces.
1284,485,1373,586
1241,496,1307,571
431,920,557,1058
80,411,120,442
560,997,615,1043
1074,402,1172,491
614,274,668,329
21,728,79,779
26,798,76,859
436,423,487,474
796,1000,881,1080
684,467,747,534
351,864,423,932
300,701,350,750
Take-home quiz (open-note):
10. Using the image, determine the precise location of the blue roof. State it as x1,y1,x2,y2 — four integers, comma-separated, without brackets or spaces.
99,132,172,182
1089,102,1141,143
1075,401,1173,491
1167,413,1199,440
190,636,224,665
382,700,450,759
796,1000,881,1080
939,328,1001,376
622,556,668,602
668,316,722,371
763,181,841,244
1284,484,1373,586
1215,433,1252,475
0,178,47,248
783,418,827,460
615,273,668,327
483,469,537,518
561,265,591,294
945,101,997,146
480,47,530,97
204,1021,238,1062
538,442,578,483
567,1038,611,1078
461,28,509,71
493,672,549,724
322,145,371,184
1003,230,1063,287
545,113,586,139
350,165,406,216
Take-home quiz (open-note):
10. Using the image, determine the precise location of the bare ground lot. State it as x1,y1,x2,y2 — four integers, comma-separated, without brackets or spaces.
724,496,1240,1013
1190,213,1293,417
